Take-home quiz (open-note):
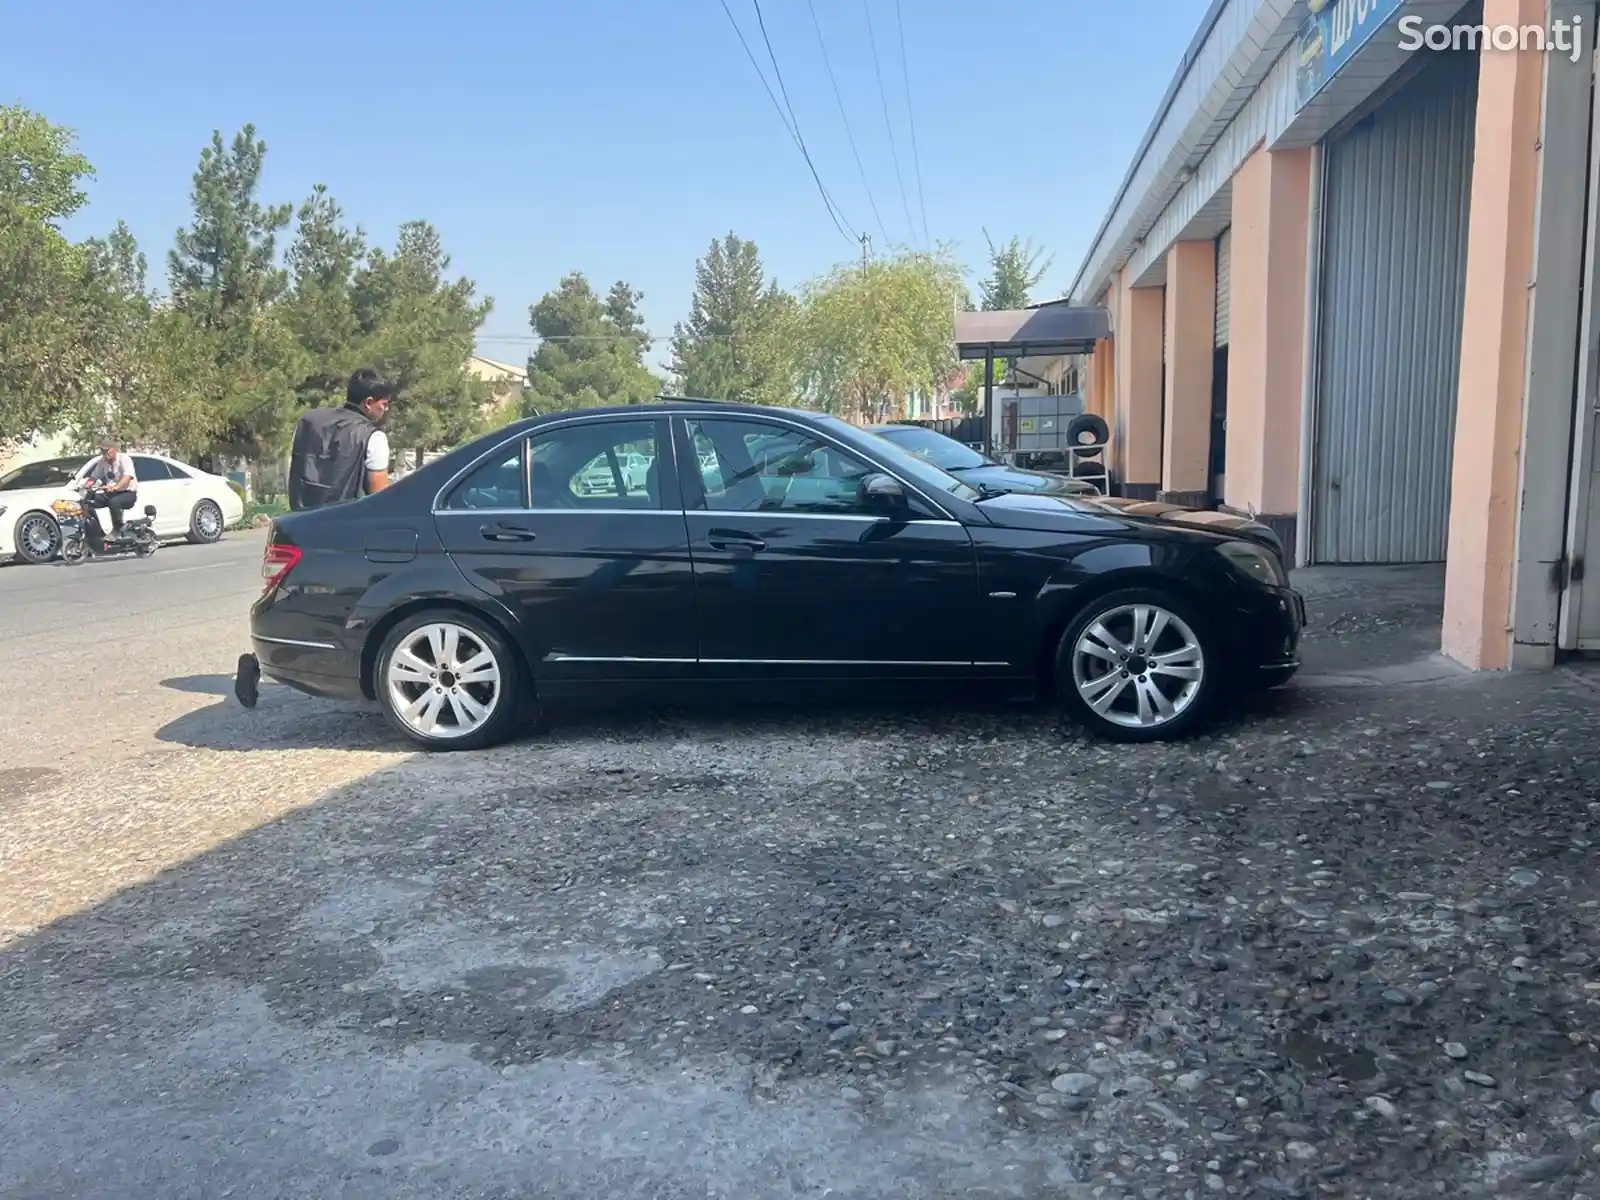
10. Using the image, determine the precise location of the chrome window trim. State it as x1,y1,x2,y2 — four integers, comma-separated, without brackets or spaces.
438,507,683,518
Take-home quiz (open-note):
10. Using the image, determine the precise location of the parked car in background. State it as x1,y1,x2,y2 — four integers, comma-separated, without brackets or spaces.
244,400,1304,753
870,424,1100,497
0,452,245,564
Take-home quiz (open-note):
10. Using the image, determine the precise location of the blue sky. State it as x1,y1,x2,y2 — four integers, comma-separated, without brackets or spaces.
4,0,1202,372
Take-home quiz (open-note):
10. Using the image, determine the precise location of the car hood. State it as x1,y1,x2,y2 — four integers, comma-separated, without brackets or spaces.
977,490,1286,556
950,463,1096,496
0,483,75,511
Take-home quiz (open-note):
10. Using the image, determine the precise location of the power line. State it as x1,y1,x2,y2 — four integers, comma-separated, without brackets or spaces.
806,0,890,250
717,0,856,246
892,0,931,249
862,0,917,249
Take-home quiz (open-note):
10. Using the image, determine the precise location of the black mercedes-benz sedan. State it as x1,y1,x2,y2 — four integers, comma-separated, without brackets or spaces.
244,400,1303,751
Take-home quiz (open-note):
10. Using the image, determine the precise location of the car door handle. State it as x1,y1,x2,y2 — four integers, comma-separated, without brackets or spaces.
707,528,766,552
480,522,538,543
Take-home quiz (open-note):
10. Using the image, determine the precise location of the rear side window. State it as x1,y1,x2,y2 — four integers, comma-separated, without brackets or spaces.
443,443,526,510
133,456,172,481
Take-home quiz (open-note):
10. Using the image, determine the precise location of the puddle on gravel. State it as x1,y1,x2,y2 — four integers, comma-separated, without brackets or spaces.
1274,1030,1379,1081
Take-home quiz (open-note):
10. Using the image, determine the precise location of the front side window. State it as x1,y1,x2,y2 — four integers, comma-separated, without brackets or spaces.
0,459,79,491
687,418,875,515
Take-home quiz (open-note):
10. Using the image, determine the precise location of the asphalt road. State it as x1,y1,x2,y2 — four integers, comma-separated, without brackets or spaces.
0,533,268,763
3,550,1600,1198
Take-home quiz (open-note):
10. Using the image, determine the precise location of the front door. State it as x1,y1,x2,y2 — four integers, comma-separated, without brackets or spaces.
434,416,698,685
676,414,980,678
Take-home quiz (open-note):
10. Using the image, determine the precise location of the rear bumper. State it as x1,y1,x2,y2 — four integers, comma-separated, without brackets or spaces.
249,635,367,703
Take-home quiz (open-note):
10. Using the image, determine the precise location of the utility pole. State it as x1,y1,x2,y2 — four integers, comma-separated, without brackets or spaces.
859,232,871,272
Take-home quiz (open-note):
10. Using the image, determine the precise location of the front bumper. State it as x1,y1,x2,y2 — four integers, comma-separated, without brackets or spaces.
1226,583,1305,685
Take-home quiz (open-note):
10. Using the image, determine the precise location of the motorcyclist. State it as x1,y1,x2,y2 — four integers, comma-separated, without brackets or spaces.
73,440,138,554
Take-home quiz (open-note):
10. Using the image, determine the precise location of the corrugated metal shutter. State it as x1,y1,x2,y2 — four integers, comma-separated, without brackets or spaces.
1214,226,1231,347
1310,49,1479,564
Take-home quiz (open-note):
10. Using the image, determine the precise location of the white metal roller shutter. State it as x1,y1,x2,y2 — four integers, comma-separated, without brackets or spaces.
1214,226,1231,347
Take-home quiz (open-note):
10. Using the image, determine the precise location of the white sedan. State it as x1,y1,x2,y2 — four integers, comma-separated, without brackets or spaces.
0,452,246,564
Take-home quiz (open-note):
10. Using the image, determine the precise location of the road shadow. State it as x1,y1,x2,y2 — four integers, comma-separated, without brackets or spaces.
9,662,1600,1197
159,674,236,697
153,676,1322,755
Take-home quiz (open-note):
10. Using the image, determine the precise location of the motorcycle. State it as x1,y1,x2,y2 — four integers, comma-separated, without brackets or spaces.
54,484,159,563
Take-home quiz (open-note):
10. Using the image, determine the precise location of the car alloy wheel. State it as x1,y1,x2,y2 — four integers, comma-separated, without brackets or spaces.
1058,588,1216,743
377,613,522,750
15,512,60,564
190,499,224,543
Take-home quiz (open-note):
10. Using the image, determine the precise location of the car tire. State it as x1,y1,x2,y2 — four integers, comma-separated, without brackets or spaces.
1055,587,1221,743
375,610,524,752
13,511,61,565
188,499,225,544
1066,413,1110,448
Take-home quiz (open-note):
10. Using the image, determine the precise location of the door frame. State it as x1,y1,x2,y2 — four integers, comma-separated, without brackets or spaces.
1560,33,1600,651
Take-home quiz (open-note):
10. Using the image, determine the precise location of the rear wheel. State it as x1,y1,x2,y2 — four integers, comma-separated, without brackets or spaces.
13,512,60,564
188,499,224,544
133,526,159,557
375,611,523,751
1055,587,1220,743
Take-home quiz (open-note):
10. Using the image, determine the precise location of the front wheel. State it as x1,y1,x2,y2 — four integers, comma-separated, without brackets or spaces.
13,512,61,565
375,611,524,751
1055,587,1221,743
61,536,87,565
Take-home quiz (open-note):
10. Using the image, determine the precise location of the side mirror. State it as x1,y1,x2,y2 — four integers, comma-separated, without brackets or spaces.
859,472,907,510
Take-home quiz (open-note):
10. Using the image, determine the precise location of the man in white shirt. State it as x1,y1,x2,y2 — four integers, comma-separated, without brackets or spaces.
286,368,394,509
74,441,138,553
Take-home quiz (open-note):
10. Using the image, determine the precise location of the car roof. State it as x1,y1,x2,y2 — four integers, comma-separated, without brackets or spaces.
495,398,838,440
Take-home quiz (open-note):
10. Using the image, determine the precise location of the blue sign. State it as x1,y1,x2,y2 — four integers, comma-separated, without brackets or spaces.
1294,0,1407,110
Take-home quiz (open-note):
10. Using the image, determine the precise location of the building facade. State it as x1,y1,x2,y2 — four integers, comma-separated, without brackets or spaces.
1072,0,1599,670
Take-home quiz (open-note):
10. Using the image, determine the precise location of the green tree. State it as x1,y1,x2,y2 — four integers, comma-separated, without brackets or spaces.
167,124,301,459
524,272,660,413
797,247,965,422
72,222,222,456
977,231,1053,310
0,107,107,442
352,220,495,454
284,184,366,400
669,234,798,404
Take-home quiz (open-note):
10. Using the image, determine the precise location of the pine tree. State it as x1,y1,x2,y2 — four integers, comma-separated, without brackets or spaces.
669,234,797,404
524,272,660,413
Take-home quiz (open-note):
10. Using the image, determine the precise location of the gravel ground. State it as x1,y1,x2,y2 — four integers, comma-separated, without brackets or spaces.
3,559,1600,1198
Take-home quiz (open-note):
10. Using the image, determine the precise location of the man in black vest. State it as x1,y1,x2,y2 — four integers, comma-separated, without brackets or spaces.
287,368,394,510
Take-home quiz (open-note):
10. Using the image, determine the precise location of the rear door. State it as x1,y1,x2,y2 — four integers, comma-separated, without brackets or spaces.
130,456,184,535
432,415,698,688
677,414,980,678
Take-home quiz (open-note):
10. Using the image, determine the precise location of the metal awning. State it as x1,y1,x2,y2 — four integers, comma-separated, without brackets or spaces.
953,302,1111,360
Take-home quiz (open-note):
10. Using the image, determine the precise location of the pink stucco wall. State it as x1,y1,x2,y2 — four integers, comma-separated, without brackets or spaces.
1224,146,1311,516
1441,0,1546,670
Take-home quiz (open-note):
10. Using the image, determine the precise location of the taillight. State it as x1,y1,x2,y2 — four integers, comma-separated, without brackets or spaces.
261,543,302,593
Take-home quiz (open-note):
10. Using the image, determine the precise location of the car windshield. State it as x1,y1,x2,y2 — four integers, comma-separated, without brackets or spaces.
874,426,990,471
815,416,982,504
0,458,80,491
